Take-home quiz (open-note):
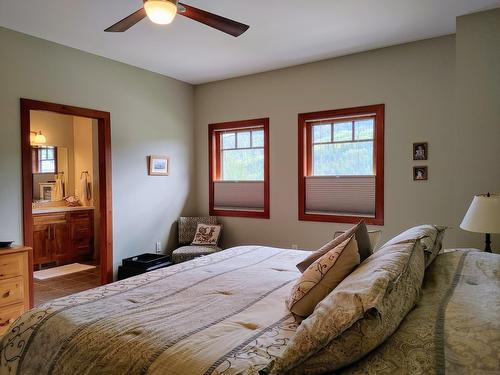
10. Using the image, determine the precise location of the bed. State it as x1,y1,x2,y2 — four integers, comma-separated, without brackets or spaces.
0,245,499,374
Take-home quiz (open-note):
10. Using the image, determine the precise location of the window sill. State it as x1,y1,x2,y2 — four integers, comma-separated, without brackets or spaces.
210,208,270,219
299,212,383,226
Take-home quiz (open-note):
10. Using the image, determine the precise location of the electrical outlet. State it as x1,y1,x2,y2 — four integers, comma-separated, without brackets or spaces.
291,244,298,250
155,242,161,253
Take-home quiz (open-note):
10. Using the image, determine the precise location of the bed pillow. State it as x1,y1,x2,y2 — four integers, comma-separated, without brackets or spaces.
426,226,447,267
296,221,371,273
287,236,360,319
380,224,446,267
266,239,425,374
191,224,222,246
335,230,382,250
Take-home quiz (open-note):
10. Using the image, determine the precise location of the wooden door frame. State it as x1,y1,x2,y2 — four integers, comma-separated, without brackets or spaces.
21,98,113,308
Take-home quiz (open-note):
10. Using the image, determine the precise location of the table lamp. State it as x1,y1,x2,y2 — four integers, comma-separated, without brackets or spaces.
460,193,500,252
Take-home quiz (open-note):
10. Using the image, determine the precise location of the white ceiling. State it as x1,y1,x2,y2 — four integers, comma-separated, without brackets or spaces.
1,0,499,84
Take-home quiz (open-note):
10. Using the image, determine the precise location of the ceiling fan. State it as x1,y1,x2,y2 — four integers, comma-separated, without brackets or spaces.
105,0,249,37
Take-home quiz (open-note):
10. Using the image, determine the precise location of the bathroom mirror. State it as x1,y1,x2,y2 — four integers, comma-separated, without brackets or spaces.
32,146,71,201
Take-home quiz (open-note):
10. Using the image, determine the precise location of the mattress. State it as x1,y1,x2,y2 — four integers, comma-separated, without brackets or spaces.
0,246,498,375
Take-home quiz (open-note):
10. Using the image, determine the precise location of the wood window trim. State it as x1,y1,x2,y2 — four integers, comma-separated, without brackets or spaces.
21,98,113,308
208,118,270,219
298,104,384,225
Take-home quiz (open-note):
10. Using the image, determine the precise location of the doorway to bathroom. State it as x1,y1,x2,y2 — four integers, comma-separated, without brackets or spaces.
20,99,113,308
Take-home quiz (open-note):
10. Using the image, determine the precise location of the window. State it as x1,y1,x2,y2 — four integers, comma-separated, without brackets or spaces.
298,105,384,225
209,118,269,218
220,129,264,180
33,146,57,174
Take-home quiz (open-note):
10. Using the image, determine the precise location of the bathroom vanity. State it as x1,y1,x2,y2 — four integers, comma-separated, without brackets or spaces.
32,207,94,269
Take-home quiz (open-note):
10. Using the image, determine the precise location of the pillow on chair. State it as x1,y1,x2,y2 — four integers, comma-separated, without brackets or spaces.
178,216,218,245
191,224,222,246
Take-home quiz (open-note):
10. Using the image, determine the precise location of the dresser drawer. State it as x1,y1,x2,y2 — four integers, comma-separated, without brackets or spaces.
0,277,25,307
0,253,24,280
0,303,25,336
33,213,67,225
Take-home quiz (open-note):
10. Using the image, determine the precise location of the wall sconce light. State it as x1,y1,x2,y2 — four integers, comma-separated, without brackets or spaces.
30,130,47,145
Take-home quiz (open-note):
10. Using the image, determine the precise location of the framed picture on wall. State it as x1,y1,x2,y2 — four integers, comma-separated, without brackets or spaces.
413,142,428,160
148,155,169,176
413,166,428,181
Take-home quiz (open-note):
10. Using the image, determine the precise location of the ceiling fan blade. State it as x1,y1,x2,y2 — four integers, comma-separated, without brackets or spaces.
178,3,249,37
105,8,147,32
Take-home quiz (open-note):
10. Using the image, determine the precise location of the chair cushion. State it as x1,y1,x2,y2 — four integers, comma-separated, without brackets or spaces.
171,245,222,264
178,216,218,245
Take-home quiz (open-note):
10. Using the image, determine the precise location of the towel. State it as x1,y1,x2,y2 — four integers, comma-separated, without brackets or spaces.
52,176,64,201
80,172,91,206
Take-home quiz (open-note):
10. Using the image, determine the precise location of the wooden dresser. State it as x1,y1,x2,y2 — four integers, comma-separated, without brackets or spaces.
0,246,31,336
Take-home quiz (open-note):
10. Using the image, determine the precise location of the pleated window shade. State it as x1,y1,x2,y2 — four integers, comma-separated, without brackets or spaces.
214,181,265,211
305,175,376,217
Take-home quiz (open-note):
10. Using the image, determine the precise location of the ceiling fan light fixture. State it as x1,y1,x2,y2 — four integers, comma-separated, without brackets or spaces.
144,0,178,25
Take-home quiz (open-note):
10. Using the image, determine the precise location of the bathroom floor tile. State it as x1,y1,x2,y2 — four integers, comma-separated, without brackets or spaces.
34,264,101,307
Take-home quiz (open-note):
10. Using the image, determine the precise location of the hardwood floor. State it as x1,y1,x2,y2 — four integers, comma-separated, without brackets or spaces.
34,264,101,307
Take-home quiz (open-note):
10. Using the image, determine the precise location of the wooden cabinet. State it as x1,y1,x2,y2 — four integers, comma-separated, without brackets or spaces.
70,211,94,259
32,209,94,269
0,247,31,336
52,221,71,264
32,224,51,264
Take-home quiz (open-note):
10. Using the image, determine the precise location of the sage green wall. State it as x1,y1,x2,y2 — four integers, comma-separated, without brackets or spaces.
0,27,196,270
454,8,500,250
1,7,498,268
194,35,457,250
194,8,500,252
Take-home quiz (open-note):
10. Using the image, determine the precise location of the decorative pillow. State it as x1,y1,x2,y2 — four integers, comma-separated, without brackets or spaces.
178,216,218,245
266,239,425,375
287,236,360,319
191,224,222,246
296,221,371,273
335,229,382,250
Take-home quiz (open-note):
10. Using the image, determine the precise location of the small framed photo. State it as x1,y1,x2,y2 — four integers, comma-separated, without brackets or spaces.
413,166,428,181
148,155,169,176
413,142,428,160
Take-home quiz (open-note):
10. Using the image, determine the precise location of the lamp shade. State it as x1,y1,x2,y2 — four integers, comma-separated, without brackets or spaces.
460,193,500,234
